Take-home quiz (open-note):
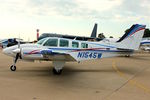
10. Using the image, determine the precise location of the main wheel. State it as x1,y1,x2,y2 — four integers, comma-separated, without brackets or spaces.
125,55,130,57
10,65,16,71
52,68,62,75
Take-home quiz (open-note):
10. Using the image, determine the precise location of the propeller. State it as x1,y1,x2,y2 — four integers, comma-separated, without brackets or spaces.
18,39,20,48
14,53,20,63
10,39,22,71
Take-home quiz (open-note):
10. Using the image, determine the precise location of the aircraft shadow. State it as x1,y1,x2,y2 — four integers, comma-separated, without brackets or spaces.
2,65,141,88
14,65,138,77
119,56,150,61
17,67,115,76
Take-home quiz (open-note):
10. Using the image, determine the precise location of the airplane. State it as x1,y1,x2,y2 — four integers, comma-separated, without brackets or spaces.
0,38,24,48
38,23,101,41
140,39,150,51
142,47,150,51
2,24,146,75
141,39,150,45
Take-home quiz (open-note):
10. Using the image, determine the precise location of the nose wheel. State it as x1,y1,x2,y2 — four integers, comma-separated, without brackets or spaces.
10,65,16,71
10,53,19,71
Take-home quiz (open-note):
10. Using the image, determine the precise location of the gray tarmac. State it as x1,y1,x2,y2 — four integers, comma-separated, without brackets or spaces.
0,49,150,100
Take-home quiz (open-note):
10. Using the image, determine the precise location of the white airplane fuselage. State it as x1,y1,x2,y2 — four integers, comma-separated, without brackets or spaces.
3,37,132,61
2,24,146,74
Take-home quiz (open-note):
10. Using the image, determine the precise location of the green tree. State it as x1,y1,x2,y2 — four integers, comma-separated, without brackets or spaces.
98,33,105,39
143,29,150,38
109,36,113,38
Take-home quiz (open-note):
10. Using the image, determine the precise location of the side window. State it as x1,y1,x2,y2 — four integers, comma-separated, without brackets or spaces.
81,43,88,48
72,41,79,48
60,39,69,47
43,39,58,47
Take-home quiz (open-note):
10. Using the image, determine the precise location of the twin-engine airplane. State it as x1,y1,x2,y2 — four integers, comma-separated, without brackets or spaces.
3,24,146,75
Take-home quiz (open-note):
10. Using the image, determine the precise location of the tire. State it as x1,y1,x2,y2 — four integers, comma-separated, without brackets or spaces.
10,65,16,71
52,68,62,75
125,55,130,57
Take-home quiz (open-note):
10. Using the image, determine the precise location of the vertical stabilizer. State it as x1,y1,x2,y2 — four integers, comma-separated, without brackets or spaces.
90,23,97,38
117,24,146,50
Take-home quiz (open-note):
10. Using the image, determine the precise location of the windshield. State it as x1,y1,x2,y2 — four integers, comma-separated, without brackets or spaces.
43,39,58,47
37,38,47,45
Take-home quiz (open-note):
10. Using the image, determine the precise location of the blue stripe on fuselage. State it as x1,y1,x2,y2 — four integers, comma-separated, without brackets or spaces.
141,42,150,45
23,47,133,55
88,43,116,48
48,48,133,53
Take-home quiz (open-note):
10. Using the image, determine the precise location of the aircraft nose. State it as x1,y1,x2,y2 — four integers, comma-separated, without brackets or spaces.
2,48,11,55
3,48,8,54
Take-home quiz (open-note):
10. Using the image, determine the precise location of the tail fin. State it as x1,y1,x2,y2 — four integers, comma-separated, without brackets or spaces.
90,23,97,38
117,24,146,50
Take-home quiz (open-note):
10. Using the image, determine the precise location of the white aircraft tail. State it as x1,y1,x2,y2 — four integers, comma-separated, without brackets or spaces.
116,24,146,50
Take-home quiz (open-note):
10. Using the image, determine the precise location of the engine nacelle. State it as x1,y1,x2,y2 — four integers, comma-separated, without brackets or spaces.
21,48,44,60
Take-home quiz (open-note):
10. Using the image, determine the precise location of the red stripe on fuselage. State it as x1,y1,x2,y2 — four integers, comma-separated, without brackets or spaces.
27,50,40,55
129,28,145,37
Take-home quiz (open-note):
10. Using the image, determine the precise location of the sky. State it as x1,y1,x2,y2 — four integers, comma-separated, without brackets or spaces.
0,0,150,41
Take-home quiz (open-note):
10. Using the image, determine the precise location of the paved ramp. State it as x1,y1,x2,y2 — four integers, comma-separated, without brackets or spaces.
0,50,150,100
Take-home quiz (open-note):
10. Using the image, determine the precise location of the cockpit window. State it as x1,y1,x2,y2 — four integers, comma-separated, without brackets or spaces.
59,39,69,47
43,39,58,47
37,38,47,45
72,41,79,48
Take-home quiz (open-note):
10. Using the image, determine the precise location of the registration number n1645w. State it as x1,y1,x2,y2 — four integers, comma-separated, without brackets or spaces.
77,52,102,59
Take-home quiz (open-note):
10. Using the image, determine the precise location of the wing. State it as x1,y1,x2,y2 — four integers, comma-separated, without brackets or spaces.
68,50,102,62
40,49,76,61
40,49,102,62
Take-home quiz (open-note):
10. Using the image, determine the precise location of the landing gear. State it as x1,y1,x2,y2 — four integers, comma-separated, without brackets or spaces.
10,53,20,71
10,65,16,71
52,61,65,75
125,54,130,57
53,68,62,75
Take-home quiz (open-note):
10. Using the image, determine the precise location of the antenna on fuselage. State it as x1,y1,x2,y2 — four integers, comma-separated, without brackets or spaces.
74,37,77,40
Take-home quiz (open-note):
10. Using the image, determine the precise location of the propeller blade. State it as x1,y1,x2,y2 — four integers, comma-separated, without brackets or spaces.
14,53,19,63
18,40,20,48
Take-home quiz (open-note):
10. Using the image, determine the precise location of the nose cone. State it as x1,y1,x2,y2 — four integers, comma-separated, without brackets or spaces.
2,45,18,57
2,48,10,55
2,47,15,57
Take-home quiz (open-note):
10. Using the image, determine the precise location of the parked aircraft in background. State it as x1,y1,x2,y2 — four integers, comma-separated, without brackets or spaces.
141,38,150,45
142,47,150,51
38,23,101,41
0,38,32,49
90,23,97,38
0,38,24,48
140,38,150,51
2,24,146,75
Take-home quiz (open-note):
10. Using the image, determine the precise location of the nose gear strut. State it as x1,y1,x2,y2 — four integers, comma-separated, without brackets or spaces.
10,53,20,71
